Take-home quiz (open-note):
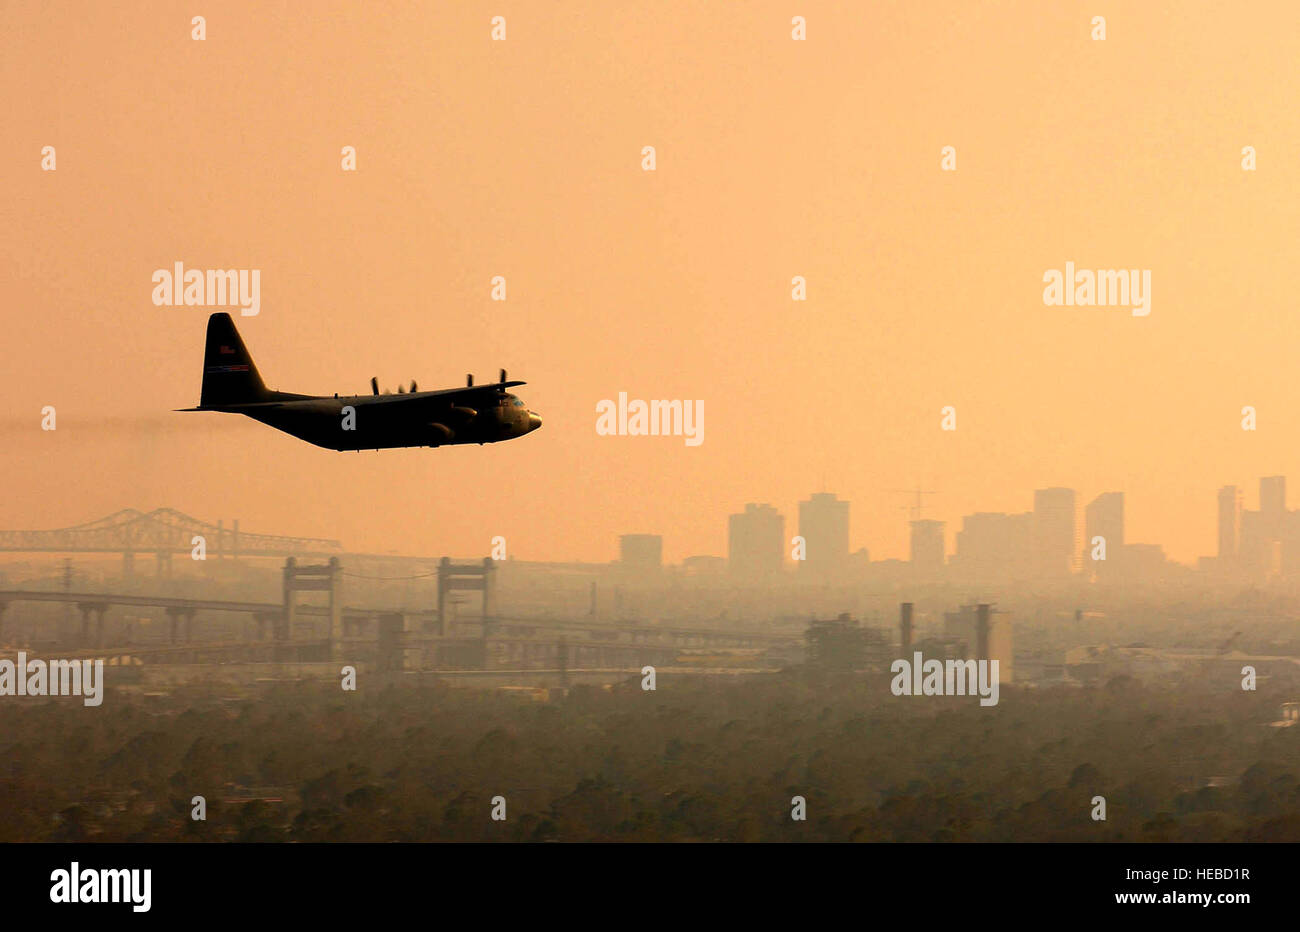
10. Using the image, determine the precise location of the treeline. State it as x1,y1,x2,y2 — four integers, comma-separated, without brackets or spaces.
1,674,1298,842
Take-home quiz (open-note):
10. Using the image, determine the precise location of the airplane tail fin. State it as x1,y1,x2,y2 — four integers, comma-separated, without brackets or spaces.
199,312,269,407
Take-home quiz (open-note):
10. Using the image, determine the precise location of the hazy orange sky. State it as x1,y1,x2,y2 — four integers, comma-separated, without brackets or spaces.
4,1,1300,564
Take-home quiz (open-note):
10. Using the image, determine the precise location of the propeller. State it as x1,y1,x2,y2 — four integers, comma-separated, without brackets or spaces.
370,377,419,395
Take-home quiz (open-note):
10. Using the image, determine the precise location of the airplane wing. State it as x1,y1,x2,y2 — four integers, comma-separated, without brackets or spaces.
360,381,526,406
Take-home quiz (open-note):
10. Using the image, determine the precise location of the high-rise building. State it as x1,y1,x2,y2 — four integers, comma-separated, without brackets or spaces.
618,534,662,572
951,512,1033,581
909,519,945,575
1217,485,1241,564
798,492,850,578
1261,476,1287,546
1261,476,1286,520
728,503,784,579
1281,511,1300,578
1237,477,1289,579
1033,487,1076,577
1239,508,1266,574
1084,492,1123,578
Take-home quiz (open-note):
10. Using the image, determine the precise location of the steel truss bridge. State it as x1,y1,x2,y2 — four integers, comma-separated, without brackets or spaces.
0,508,341,559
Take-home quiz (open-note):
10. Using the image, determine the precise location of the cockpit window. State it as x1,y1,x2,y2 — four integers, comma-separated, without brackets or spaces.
513,399,525,407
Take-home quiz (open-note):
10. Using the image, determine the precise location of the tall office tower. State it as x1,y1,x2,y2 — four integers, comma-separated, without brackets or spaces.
1084,492,1124,577
952,512,1033,580
1261,476,1286,516
1033,488,1077,577
1217,485,1241,564
1239,509,1266,574
1237,477,1289,578
909,519,946,575
1261,476,1286,539
798,492,850,578
619,534,663,572
1282,510,1300,578
728,503,784,580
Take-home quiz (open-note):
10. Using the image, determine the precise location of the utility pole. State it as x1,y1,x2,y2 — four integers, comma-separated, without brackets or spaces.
62,558,73,643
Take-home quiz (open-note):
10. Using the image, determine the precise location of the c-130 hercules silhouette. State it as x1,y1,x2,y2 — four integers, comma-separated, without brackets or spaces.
178,313,542,451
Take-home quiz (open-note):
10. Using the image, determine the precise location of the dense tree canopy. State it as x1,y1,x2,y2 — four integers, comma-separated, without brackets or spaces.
0,674,1296,842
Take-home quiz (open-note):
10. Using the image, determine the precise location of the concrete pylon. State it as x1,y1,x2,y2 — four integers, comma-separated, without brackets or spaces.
436,557,496,637
282,556,345,661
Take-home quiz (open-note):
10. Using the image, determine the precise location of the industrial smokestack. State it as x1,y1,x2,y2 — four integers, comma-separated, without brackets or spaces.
900,602,914,653
976,603,991,661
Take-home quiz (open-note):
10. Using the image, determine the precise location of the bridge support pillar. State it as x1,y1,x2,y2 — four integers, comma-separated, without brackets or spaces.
253,612,273,641
0,602,6,643
377,612,405,672
77,602,108,648
164,606,195,644
155,551,172,578
436,557,496,636
282,556,344,660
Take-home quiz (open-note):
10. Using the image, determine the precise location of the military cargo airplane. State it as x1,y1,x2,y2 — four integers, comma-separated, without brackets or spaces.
178,312,542,450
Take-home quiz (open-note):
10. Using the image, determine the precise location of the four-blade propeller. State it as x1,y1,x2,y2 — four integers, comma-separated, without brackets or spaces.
370,377,422,395
368,372,508,396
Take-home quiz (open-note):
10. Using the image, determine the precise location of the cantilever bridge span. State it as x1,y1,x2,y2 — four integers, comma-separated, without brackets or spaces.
0,508,342,572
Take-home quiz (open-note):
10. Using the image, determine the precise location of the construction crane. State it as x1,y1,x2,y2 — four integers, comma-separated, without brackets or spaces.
891,487,939,521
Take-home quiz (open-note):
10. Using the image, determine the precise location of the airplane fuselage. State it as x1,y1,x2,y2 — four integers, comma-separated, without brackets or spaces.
218,390,541,451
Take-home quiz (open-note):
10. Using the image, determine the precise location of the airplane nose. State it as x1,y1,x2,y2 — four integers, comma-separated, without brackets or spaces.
528,412,542,432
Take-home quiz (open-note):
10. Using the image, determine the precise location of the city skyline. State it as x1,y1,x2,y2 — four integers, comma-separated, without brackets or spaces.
7,472,1299,573
684,474,1299,574
6,2,1300,569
